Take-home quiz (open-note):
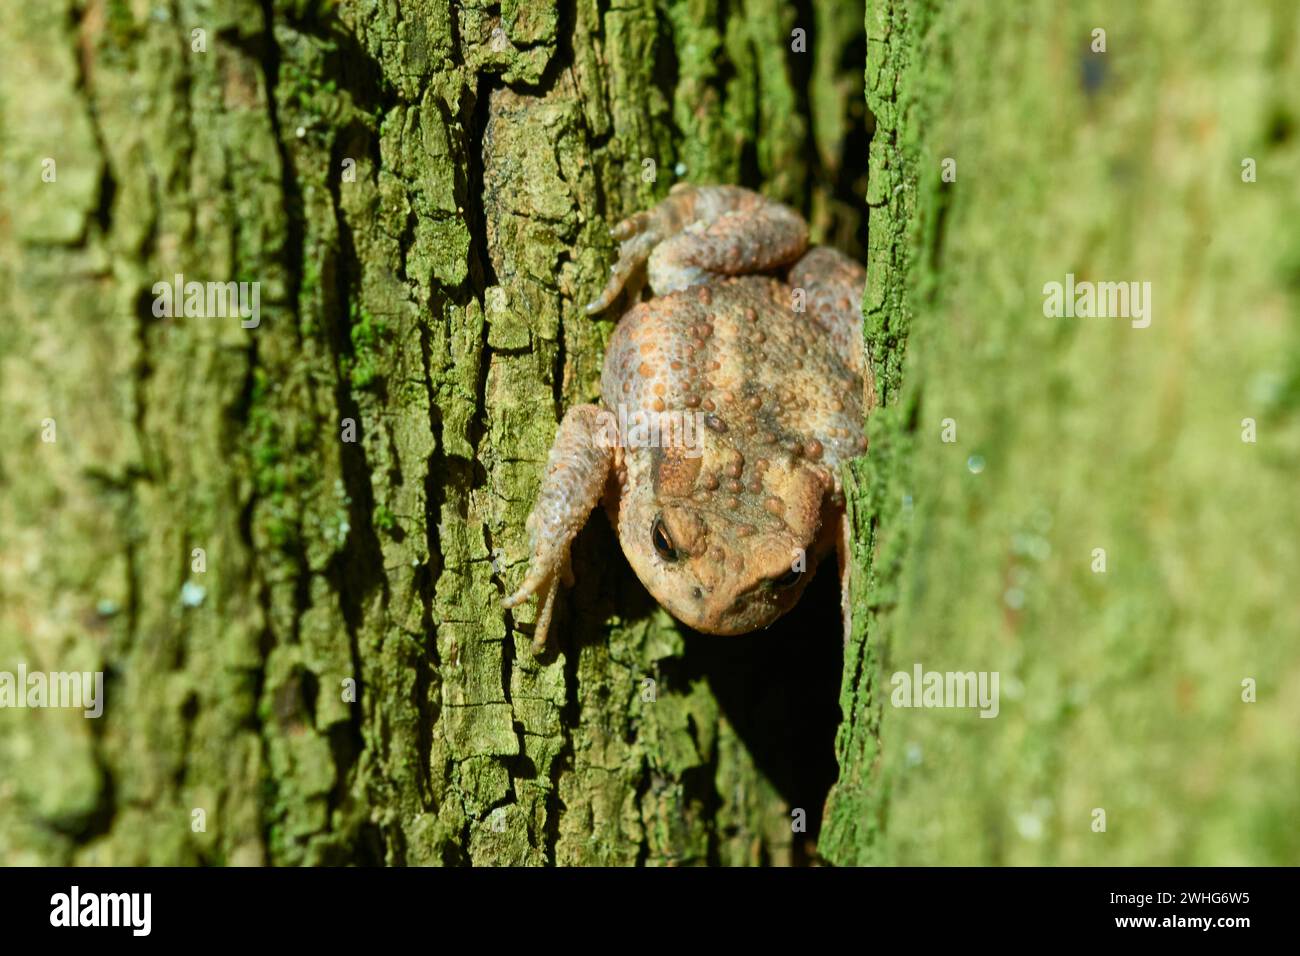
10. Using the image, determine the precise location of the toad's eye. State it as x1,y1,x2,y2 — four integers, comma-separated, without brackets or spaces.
652,517,679,563
772,566,802,590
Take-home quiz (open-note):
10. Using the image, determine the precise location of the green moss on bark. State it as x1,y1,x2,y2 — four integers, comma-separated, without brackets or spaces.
826,0,1300,866
1,0,867,866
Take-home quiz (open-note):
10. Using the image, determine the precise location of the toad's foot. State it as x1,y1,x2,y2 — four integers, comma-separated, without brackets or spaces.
586,184,808,314
503,404,614,650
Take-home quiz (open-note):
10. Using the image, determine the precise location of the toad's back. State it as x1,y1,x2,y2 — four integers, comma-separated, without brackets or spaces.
600,274,867,476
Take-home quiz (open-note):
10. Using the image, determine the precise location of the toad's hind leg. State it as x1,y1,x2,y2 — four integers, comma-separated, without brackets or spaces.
587,185,808,314
789,246,875,411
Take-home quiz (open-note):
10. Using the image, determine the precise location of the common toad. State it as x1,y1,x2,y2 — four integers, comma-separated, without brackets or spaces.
504,185,873,647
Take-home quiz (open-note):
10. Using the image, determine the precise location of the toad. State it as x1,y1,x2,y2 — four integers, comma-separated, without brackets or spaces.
504,185,873,647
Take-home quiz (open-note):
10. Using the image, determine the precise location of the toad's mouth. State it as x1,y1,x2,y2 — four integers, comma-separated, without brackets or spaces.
647,578,806,636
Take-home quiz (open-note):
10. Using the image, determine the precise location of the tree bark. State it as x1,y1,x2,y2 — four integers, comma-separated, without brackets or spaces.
829,0,1300,866
1,0,871,865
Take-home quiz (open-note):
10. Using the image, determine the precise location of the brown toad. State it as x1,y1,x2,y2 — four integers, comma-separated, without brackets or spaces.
504,185,873,647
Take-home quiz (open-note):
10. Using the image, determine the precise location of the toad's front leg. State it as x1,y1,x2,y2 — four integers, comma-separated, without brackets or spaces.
503,404,616,649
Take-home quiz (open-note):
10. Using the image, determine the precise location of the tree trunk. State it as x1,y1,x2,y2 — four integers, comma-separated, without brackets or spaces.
1,0,871,866
830,0,1300,866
